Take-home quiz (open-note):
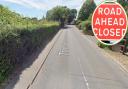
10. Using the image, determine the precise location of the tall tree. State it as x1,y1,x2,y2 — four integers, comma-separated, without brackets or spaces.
78,0,96,21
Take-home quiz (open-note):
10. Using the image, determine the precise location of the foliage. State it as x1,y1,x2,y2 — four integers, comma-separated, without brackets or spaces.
118,0,128,44
75,20,81,25
81,21,86,30
117,0,128,15
46,6,77,27
76,0,95,35
68,9,77,24
84,21,91,31
77,13,93,35
0,5,60,83
119,0,128,7
77,0,96,21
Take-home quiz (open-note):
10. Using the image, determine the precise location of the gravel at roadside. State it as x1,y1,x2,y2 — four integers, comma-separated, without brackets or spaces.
104,48,128,72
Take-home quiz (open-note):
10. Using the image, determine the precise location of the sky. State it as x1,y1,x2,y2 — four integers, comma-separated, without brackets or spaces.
0,0,103,19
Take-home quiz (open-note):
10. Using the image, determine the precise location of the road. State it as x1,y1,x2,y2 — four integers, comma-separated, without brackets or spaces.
28,25,128,89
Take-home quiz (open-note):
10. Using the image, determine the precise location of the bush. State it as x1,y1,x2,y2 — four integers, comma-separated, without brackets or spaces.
82,20,93,35
76,13,93,35
81,21,86,30
84,20,91,30
75,20,81,25
75,20,82,29
76,21,90,31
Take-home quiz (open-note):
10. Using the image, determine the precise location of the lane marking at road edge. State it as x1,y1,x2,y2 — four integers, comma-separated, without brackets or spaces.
26,30,63,89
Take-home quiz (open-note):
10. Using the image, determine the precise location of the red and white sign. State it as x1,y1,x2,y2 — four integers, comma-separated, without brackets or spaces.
92,2,127,45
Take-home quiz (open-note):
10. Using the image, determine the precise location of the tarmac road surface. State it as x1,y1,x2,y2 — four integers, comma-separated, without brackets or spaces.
16,25,128,89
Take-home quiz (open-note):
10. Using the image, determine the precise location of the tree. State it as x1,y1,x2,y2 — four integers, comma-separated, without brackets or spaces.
46,6,69,27
46,6,77,27
78,0,96,21
68,9,77,24
117,0,128,14
117,0,128,7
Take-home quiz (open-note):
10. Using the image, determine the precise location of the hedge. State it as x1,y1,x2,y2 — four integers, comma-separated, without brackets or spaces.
0,22,60,83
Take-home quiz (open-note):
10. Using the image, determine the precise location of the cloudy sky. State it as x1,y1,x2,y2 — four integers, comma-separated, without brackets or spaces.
0,0,103,19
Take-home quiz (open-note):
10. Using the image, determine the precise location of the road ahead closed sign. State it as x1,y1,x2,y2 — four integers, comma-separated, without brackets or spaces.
92,2,127,45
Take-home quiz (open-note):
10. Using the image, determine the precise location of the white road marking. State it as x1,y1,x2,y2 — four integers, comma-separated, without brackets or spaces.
59,52,69,56
59,44,69,56
77,58,90,89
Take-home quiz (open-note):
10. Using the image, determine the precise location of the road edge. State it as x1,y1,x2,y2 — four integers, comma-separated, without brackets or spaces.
5,29,63,89
26,29,63,89
75,25,128,74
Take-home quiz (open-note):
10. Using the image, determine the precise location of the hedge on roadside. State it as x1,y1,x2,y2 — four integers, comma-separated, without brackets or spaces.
75,20,82,29
82,20,94,35
0,22,60,83
76,14,94,35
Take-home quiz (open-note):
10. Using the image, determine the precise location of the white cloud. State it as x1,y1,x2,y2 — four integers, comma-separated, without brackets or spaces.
4,0,84,11
4,0,48,10
3,0,104,11
21,0,47,10
4,0,27,7
3,0,105,14
61,0,84,10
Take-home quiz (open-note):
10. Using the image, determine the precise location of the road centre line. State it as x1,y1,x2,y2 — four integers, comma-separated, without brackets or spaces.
77,58,90,89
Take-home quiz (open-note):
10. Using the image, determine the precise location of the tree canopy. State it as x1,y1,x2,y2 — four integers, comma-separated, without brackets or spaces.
46,6,77,27
77,0,96,21
68,9,77,24
117,0,128,15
